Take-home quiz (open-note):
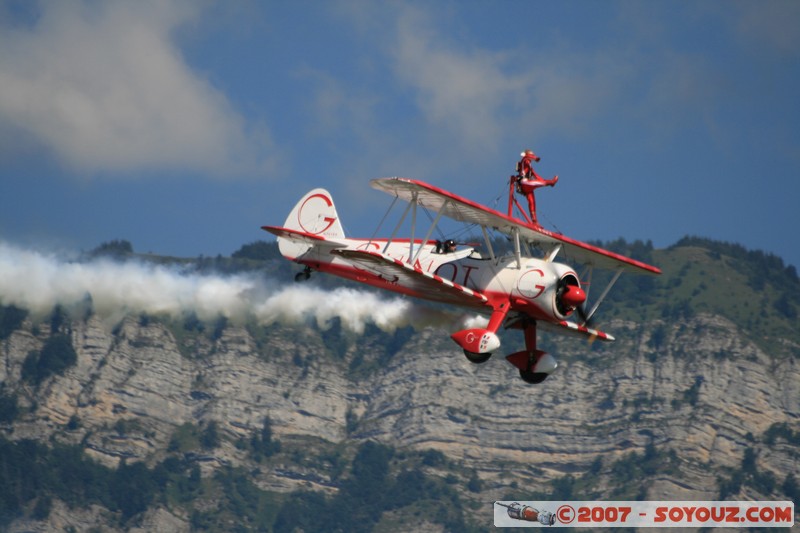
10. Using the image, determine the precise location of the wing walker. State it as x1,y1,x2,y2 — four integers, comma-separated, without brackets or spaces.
263,152,660,384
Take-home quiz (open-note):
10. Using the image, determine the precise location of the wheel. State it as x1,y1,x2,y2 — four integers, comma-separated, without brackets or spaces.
294,270,311,282
463,350,491,364
519,369,548,384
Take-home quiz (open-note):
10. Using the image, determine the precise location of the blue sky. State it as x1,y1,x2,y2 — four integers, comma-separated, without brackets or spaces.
1,0,799,269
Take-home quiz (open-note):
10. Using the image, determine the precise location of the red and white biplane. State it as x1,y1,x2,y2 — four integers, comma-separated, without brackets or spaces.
263,177,660,384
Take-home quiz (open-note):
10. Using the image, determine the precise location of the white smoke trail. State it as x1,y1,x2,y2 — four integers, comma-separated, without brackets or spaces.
0,242,477,333
0,242,253,322
254,285,410,333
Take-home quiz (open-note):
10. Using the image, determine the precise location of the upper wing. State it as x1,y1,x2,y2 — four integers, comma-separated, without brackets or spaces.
371,178,661,276
331,249,490,309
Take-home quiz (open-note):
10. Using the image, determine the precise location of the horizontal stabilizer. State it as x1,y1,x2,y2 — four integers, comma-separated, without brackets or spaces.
261,226,347,249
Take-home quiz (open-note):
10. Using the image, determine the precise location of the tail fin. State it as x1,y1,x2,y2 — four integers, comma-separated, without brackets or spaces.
283,188,345,239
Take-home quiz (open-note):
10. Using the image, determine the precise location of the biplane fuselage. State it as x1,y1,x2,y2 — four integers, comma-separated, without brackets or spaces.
277,236,582,327
264,178,660,384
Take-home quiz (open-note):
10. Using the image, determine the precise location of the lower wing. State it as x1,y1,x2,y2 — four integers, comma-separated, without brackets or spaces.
540,320,615,342
331,249,490,309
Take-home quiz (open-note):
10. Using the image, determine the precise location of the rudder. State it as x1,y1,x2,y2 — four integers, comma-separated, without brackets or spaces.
282,188,345,240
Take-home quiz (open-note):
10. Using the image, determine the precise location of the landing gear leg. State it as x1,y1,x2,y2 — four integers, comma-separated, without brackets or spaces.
294,266,312,282
505,320,553,384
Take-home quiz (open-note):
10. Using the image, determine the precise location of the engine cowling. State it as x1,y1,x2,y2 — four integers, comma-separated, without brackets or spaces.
514,261,586,321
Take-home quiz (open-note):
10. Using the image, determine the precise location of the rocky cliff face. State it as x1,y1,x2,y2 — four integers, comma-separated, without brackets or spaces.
1,243,798,531
2,307,798,530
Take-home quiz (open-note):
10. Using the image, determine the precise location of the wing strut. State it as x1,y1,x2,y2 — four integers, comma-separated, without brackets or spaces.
408,192,417,262
584,268,623,324
368,196,398,250
480,225,496,262
412,199,448,264
545,244,562,263
512,227,522,269
383,196,414,254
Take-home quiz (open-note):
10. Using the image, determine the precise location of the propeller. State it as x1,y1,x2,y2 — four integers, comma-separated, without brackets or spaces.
560,284,586,308
575,301,594,326
556,278,587,320
564,285,596,327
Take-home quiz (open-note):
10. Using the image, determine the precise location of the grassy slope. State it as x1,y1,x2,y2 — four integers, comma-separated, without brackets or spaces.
594,241,799,358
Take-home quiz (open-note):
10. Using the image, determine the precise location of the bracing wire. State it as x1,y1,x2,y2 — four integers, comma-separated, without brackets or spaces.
368,196,398,245
420,206,447,241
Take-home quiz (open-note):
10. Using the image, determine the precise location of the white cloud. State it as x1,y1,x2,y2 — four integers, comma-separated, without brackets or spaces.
391,6,525,150
0,0,275,177
734,0,800,57
379,2,789,159
386,5,638,155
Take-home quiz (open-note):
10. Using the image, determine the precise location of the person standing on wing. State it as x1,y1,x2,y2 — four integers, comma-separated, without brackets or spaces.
516,149,558,225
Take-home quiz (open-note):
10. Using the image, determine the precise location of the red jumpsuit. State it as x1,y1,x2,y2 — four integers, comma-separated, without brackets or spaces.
517,151,558,224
